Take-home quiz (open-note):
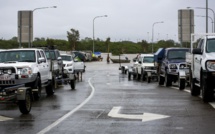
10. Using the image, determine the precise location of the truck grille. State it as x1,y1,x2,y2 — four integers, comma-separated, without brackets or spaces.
0,67,16,74
0,80,15,85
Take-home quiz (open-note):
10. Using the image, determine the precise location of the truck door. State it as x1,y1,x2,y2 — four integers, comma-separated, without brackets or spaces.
193,39,204,80
37,51,48,83
40,50,49,81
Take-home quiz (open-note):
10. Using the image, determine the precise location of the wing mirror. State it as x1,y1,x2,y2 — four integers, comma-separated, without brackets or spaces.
192,48,202,55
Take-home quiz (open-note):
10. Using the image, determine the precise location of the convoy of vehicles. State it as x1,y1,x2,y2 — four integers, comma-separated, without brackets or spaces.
0,47,86,114
1,35,215,114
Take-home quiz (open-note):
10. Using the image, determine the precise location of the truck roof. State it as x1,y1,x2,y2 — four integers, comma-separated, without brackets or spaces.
2,48,44,51
140,54,154,57
165,47,189,51
206,36,215,39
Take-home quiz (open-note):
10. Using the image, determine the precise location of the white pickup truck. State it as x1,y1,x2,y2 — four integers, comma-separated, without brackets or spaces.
61,54,85,89
129,54,157,83
0,48,55,114
186,33,215,102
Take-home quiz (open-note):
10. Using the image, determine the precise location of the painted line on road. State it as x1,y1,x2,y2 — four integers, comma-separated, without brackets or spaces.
170,86,215,109
37,77,95,134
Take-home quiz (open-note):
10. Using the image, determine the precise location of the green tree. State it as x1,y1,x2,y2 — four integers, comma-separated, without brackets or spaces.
67,28,80,51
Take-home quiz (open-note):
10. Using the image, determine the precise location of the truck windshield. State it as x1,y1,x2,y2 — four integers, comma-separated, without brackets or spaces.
61,55,72,61
142,56,154,63
167,50,188,60
0,50,35,63
206,39,215,53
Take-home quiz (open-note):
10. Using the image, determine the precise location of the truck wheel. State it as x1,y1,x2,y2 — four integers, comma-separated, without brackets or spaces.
202,78,214,102
18,90,32,114
141,71,146,81
159,75,164,85
70,79,76,90
128,72,131,80
45,79,55,96
179,79,185,90
147,76,151,83
32,76,42,100
165,73,172,87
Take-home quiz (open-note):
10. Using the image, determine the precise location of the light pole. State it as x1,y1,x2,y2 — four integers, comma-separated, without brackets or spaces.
196,15,214,32
152,21,164,53
188,4,215,33
31,6,57,47
93,15,108,53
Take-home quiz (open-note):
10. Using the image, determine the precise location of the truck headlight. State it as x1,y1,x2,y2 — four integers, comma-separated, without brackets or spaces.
18,67,32,75
67,63,73,67
169,64,177,69
206,61,215,71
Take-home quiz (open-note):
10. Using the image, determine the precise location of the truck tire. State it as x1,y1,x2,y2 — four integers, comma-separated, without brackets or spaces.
147,76,151,83
141,71,146,81
202,78,214,102
179,79,185,90
165,73,172,87
45,78,55,96
70,79,76,90
159,75,164,85
18,90,32,114
128,72,131,80
32,76,42,100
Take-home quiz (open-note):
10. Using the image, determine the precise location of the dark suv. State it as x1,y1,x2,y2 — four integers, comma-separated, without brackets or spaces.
40,46,64,86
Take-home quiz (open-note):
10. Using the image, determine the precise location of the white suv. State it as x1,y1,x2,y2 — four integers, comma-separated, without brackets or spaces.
134,54,157,82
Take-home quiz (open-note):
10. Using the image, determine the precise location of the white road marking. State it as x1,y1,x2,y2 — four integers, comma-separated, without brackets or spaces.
37,77,95,134
0,115,13,121
171,87,215,109
108,106,170,122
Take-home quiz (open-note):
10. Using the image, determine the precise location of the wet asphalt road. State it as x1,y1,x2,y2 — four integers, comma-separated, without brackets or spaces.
0,53,215,134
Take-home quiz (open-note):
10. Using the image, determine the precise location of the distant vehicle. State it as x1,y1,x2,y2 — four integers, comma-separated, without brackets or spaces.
71,51,86,62
130,54,157,83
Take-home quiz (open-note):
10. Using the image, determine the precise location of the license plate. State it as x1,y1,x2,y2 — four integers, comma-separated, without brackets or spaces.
0,75,11,80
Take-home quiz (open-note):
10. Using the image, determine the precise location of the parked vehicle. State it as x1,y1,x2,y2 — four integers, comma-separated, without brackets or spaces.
130,54,157,83
61,54,76,89
186,33,215,102
155,48,189,90
0,48,55,114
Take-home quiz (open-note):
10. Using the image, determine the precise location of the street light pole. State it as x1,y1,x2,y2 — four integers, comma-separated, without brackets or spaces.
188,4,215,33
196,15,214,32
92,15,108,54
31,6,57,47
152,21,164,53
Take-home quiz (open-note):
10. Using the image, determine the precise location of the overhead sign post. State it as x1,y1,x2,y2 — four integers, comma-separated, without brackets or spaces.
178,9,194,46
18,11,33,48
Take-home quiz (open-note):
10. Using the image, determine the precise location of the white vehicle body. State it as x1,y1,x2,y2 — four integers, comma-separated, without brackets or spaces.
135,54,155,75
187,33,215,102
0,48,50,86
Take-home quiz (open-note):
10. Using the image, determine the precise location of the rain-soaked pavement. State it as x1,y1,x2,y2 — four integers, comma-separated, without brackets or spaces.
0,53,215,134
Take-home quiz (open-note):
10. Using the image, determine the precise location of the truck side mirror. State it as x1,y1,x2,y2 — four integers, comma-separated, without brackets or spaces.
138,61,142,64
38,57,45,63
192,48,202,55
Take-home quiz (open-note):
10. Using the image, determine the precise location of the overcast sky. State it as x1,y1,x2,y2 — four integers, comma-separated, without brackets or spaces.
0,0,214,42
